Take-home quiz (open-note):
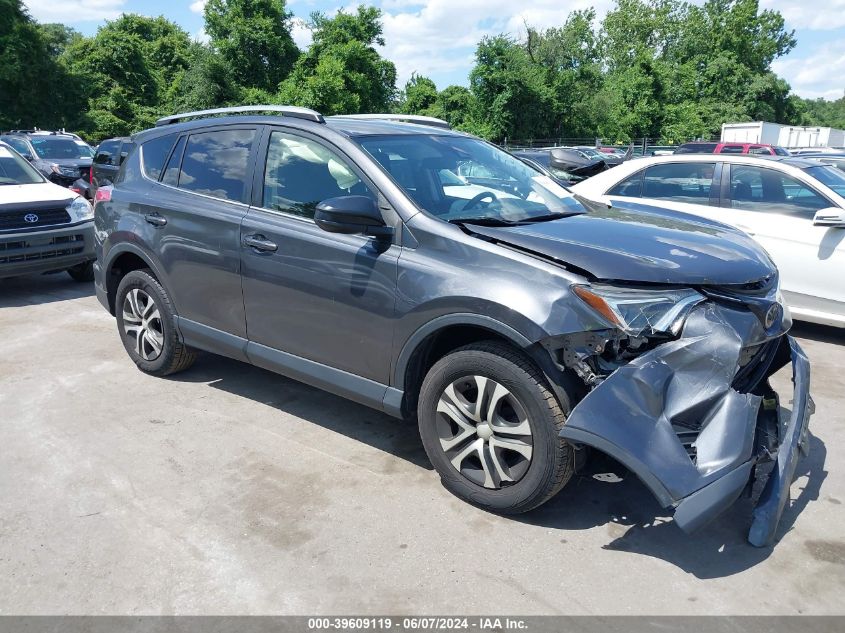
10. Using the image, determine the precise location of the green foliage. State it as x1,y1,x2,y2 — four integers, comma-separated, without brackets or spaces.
2,0,842,148
204,0,299,93
278,7,397,114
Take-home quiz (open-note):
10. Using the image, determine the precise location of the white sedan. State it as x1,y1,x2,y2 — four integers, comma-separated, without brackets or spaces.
572,154,845,327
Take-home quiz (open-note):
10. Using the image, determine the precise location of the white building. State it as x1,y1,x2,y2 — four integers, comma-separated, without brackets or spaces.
721,121,845,149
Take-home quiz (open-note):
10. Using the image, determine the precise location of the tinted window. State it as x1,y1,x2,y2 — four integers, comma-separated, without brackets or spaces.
640,162,715,203
2,136,32,157
119,142,135,165
141,135,176,180
730,165,830,218
748,146,773,155
608,171,643,197
262,130,374,218
675,143,717,154
162,136,186,186
178,129,255,202
95,140,120,165
718,145,745,154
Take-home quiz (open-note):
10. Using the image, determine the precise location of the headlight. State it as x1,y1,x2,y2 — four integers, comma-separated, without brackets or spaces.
572,284,705,335
66,196,94,222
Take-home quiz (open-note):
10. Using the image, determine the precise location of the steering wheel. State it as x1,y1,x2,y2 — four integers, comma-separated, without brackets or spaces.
463,191,497,211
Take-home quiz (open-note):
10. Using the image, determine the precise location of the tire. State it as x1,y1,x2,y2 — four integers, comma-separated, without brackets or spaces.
67,260,95,282
417,341,574,514
115,269,196,376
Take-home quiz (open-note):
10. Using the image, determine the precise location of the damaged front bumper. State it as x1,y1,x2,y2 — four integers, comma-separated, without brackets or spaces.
550,301,813,547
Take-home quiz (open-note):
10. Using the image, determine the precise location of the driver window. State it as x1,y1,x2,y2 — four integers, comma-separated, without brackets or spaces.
263,131,374,219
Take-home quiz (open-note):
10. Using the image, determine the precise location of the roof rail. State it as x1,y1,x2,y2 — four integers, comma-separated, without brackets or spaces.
155,105,325,127
330,114,451,130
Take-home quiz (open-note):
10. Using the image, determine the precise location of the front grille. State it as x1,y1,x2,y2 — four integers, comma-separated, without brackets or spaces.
0,207,71,231
0,234,85,264
673,424,699,463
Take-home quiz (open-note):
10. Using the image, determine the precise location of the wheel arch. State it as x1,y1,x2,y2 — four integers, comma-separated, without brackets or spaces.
104,244,165,315
393,314,572,419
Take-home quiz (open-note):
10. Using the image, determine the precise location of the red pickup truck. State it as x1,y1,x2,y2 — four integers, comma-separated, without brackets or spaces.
675,141,791,156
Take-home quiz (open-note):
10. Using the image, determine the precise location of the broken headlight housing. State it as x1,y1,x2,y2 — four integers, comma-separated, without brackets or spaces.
572,284,705,336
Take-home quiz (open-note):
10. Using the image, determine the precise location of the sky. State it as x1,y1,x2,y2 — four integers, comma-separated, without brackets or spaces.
21,0,845,102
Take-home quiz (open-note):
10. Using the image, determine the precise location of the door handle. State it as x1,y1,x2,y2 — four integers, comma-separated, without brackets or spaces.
243,234,278,252
144,213,167,227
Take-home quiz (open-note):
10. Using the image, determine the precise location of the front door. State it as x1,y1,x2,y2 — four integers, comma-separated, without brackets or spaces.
240,128,398,384
718,163,845,320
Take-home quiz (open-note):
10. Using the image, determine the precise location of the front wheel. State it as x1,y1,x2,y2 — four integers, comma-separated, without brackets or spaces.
115,269,196,376
417,341,574,514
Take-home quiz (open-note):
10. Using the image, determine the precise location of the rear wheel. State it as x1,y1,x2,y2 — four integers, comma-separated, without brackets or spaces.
66,261,94,282
115,269,196,376
417,341,574,514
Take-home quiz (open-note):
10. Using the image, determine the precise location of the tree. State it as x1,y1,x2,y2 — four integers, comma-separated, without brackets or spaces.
0,0,69,129
469,35,555,141
170,43,242,113
278,7,397,114
204,0,299,93
400,74,438,115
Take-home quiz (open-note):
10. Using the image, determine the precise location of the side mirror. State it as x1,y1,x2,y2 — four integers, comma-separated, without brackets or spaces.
314,195,393,238
813,207,845,228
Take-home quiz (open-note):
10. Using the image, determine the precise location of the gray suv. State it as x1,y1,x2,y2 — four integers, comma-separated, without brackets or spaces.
93,106,813,547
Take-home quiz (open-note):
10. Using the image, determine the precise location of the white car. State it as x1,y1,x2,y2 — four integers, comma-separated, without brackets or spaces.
571,154,845,327
0,141,95,281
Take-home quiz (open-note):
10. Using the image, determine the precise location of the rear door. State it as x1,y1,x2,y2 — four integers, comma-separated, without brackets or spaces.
240,126,398,384
138,126,259,345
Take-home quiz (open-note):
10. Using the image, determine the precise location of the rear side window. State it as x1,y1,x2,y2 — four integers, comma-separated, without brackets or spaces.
141,135,177,180
119,142,136,165
718,145,745,154
607,170,643,197
748,146,772,155
95,140,120,165
177,129,256,202
641,162,716,202
162,136,186,186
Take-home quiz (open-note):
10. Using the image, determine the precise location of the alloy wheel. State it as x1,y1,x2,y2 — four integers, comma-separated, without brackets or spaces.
122,288,164,361
436,375,534,489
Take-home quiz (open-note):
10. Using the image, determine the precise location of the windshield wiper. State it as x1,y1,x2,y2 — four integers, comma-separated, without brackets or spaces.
520,210,586,223
448,216,519,227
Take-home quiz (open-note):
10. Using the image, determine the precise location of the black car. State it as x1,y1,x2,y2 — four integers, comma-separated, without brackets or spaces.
0,141,96,281
88,137,135,201
93,106,812,547
0,131,94,188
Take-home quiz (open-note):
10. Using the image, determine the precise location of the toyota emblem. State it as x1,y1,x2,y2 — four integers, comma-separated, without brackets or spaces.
764,303,781,329
24,213,39,223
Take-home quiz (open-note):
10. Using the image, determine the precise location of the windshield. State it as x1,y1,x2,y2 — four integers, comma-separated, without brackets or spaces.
806,165,845,197
356,134,583,223
0,145,45,185
30,137,91,160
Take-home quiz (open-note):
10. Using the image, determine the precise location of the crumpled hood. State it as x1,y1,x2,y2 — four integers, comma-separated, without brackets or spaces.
469,200,776,285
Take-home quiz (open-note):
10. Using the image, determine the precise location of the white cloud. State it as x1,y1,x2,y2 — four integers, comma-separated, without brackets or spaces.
772,41,845,100
761,0,845,31
377,0,614,87
291,17,313,50
190,0,206,14
23,0,126,22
